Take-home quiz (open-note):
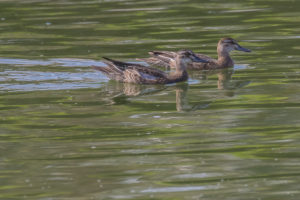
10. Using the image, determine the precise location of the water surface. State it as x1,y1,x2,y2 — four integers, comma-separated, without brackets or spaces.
0,0,300,199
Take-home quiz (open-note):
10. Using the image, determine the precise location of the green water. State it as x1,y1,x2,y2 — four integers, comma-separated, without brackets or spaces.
0,0,300,199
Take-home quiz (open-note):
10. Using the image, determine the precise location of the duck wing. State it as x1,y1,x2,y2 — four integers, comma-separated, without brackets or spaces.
102,57,142,70
188,53,217,70
149,51,177,61
137,57,170,68
103,57,167,79
195,53,214,61
139,51,217,70
137,51,177,68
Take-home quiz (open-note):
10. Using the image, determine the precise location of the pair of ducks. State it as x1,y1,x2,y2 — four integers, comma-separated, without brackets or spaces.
93,38,251,84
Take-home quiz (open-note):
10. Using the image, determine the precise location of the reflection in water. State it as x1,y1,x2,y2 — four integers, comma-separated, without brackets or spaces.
216,68,251,92
123,83,165,96
191,68,251,96
190,68,234,90
175,84,189,111
99,81,166,105
176,69,234,111
99,68,251,111
217,68,234,90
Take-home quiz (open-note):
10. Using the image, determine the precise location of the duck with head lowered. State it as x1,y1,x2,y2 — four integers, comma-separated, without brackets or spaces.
138,38,251,70
93,50,208,84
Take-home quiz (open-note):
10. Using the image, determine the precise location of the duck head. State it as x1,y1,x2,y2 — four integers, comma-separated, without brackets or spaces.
218,38,251,53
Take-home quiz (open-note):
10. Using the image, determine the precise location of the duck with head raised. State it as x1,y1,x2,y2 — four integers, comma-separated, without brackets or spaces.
93,50,208,84
138,38,251,70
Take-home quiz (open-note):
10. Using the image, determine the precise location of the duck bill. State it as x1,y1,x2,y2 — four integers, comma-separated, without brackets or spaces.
191,54,209,63
235,44,251,52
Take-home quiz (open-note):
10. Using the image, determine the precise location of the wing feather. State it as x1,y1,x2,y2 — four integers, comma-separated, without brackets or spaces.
103,57,167,80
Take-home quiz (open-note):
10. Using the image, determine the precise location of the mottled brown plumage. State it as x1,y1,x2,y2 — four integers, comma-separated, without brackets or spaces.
93,50,208,84
138,38,251,70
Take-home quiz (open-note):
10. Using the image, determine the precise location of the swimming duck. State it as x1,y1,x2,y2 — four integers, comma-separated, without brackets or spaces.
93,50,208,84
138,38,251,70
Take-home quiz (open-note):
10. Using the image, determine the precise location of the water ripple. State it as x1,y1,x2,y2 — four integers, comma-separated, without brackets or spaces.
141,185,219,193
0,57,105,67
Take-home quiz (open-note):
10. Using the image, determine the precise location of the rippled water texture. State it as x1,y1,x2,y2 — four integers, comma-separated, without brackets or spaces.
0,0,300,199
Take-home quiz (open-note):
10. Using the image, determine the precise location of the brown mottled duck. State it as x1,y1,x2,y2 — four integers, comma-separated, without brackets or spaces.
138,38,251,70
92,50,208,84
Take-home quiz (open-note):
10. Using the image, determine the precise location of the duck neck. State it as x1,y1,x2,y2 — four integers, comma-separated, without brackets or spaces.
167,70,188,83
217,46,234,67
166,57,188,83
175,56,188,72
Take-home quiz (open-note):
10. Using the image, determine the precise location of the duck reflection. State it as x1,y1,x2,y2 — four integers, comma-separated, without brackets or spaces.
189,68,234,89
174,84,210,112
175,84,189,111
216,68,234,90
99,68,250,110
100,81,166,105
190,68,250,96
177,68,251,111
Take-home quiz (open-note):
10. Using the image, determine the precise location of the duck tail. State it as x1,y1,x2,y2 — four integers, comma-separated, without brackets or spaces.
101,57,127,73
92,65,114,76
92,65,124,81
102,57,130,71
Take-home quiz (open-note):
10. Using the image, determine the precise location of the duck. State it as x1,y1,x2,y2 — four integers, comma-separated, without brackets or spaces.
138,38,251,70
92,50,208,84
